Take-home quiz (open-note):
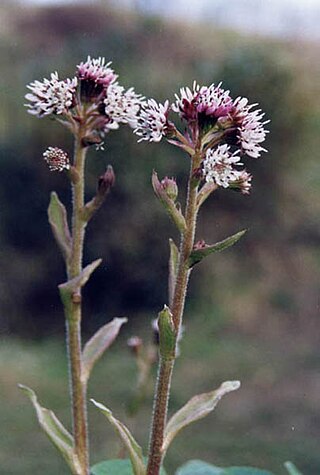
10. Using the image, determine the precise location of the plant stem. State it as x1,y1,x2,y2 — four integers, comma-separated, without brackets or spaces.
146,357,174,475
147,156,199,475
66,136,89,475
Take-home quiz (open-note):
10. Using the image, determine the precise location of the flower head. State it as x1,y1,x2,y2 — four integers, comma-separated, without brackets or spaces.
43,147,70,172
104,84,145,130
231,97,269,158
25,73,77,117
172,81,233,127
26,58,144,144
77,56,118,101
202,144,244,189
134,99,170,143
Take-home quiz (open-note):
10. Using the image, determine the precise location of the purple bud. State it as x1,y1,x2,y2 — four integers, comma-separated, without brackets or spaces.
98,165,115,195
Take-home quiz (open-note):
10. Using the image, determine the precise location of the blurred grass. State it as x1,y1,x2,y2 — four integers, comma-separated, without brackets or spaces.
1,312,320,474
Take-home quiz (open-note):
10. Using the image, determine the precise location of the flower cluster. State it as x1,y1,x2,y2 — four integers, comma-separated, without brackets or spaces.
25,56,145,141
43,147,70,172
203,145,252,194
135,99,170,143
25,73,77,117
134,81,269,193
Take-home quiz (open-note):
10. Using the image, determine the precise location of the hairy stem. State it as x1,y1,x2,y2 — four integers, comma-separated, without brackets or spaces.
66,137,89,475
146,357,174,475
147,156,199,475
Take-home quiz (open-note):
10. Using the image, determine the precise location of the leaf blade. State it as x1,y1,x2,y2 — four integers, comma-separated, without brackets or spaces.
59,259,102,316
91,399,146,475
175,460,275,475
163,381,240,456
82,317,127,384
19,384,81,474
188,230,246,268
284,462,303,475
91,459,168,475
48,191,72,263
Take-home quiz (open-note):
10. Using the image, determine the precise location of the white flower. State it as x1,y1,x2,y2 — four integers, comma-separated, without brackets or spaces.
233,97,269,158
134,99,170,143
43,146,70,172
104,84,145,130
202,144,243,188
25,73,77,117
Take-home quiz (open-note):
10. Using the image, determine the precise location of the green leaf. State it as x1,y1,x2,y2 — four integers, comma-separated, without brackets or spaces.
48,191,72,263
168,238,179,306
59,259,102,316
175,460,224,475
163,381,240,456
158,305,176,360
91,400,146,475
175,461,275,475
91,459,167,475
188,230,246,268
82,317,127,384
18,385,81,474
226,469,275,475
284,462,303,475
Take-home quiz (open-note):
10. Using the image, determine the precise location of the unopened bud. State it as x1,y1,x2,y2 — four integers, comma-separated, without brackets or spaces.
127,336,143,356
158,305,176,360
98,165,115,195
43,147,70,172
161,177,178,202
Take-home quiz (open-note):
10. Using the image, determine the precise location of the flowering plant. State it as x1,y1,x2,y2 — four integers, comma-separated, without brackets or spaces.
20,56,301,475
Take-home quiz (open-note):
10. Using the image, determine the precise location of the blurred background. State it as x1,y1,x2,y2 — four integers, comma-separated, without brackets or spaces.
1,0,320,473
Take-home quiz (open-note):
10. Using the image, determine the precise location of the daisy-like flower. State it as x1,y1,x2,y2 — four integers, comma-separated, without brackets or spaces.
43,147,70,172
232,97,269,158
104,84,145,130
25,73,77,117
77,56,118,100
202,144,244,189
172,81,233,126
134,99,170,143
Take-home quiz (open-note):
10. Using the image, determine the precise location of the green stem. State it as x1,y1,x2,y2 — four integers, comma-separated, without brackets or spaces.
66,137,89,475
147,156,199,475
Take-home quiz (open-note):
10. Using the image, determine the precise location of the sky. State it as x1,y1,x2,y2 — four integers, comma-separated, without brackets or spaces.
22,0,320,40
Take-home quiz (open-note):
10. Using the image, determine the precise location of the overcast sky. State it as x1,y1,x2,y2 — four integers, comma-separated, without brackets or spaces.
23,0,320,40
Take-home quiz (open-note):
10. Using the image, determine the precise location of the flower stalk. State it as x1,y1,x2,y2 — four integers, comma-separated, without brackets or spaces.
24,57,146,475
64,136,89,475
147,153,200,475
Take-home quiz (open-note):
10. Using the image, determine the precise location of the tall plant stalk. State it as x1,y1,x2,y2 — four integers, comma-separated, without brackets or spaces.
64,137,89,475
147,153,200,475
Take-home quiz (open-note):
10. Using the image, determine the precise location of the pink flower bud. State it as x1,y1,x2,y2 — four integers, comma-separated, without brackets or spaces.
160,177,178,202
